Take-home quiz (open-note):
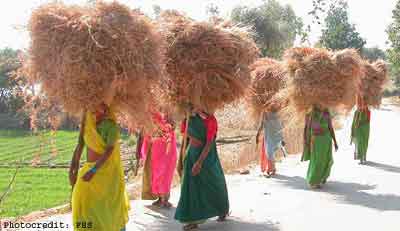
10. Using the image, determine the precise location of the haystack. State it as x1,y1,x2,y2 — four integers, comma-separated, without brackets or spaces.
24,1,163,129
158,11,259,115
279,47,362,117
247,58,287,120
360,60,388,107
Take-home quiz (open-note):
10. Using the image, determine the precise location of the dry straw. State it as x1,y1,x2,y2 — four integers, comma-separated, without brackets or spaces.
158,10,259,116
23,1,163,130
277,47,363,125
360,60,388,108
246,58,287,121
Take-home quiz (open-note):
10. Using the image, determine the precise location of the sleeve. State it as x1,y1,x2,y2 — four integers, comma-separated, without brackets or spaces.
180,119,187,134
204,115,218,142
105,121,119,146
351,111,358,136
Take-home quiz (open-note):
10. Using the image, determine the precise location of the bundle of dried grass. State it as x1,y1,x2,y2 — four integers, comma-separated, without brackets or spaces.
158,10,259,116
278,47,362,121
360,60,388,107
246,58,287,121
24,1,163,130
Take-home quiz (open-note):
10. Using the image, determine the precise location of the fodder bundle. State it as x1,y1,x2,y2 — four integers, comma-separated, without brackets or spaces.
158,11,259,115
246,58,287,121
24,1,163,129
360,60,388,107
278,47,362,119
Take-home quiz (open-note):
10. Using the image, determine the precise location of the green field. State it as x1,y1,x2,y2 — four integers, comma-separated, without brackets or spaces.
0,129,132,217
0,168,70,217
0,130,79,165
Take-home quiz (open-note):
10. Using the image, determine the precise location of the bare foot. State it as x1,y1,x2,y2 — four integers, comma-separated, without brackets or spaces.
152,199,162,207
310,184,321,189
183,224,198,231
217,213,229,222
162,201,173,209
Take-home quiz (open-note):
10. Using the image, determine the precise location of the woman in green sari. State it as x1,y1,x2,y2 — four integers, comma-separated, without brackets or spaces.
351,97,370,165
175,109,229,231
302,105,338,189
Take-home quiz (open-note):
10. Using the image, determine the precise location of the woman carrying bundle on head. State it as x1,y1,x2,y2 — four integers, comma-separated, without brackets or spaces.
351,96,370,165
302,105,339,189
349,60,387,165
175,108,229,231
256,109,287,177
69,103,129,231
140,111,177,208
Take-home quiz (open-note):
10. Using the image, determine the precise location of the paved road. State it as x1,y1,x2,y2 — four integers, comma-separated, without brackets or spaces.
28,103,400,231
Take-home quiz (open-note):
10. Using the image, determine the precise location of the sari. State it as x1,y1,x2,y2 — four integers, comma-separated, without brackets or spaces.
260,112,283,173
260,138,268,173
263,112,284,160
175,114,229,223
72,111,130,231
302,109,334,185
351,109,370,161
141,112,177,199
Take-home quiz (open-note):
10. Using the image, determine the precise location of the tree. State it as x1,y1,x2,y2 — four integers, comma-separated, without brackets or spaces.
231,0,304,58
361,47,386,62
0,48,24,114
387,0,400,86
153,5,161,18
206,3,220,18
319,0,366,50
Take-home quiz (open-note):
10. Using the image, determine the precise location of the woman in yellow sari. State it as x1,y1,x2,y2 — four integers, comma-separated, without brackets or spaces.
69,103,130,231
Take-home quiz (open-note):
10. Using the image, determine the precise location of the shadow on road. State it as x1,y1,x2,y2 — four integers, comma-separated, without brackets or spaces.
364,161,400,174
272,174,308,190
137,205,280,231
324,181,400,211
273,175,400,211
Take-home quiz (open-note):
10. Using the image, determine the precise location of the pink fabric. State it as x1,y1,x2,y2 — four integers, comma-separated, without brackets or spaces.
140,112,177,195
150,134,177,195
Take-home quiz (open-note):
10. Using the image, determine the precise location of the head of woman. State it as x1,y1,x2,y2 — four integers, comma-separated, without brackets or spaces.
312,104,322,111
95,103,109,121
357,95,367,110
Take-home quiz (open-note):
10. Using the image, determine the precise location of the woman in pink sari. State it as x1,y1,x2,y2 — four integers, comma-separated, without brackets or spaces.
140,111,177,208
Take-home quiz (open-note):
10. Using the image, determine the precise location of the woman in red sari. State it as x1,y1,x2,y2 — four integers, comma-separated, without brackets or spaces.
140,111,177,208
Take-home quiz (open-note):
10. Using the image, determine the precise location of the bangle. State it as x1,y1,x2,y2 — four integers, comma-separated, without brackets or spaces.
89,166,97,173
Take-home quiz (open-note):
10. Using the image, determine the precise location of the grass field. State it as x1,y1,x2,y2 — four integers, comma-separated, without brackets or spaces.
0,130,79,165
0,168,70,217
0,129,133,218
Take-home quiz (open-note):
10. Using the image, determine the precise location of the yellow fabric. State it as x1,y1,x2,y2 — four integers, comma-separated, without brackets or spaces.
72,110,130,231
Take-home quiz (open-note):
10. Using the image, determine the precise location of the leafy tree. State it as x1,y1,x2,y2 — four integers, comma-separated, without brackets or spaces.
309,0,329,25
319,0,366,50
387,0,400,86
361,47,386,62
0,48,24,114
231,0,304,58
153,5,161,18
206,3,220,18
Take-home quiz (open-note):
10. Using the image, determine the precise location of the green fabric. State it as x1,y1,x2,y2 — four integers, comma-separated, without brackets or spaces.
174,114,229,223
351,110,370,160
304,109,334,185
96,119,119,146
